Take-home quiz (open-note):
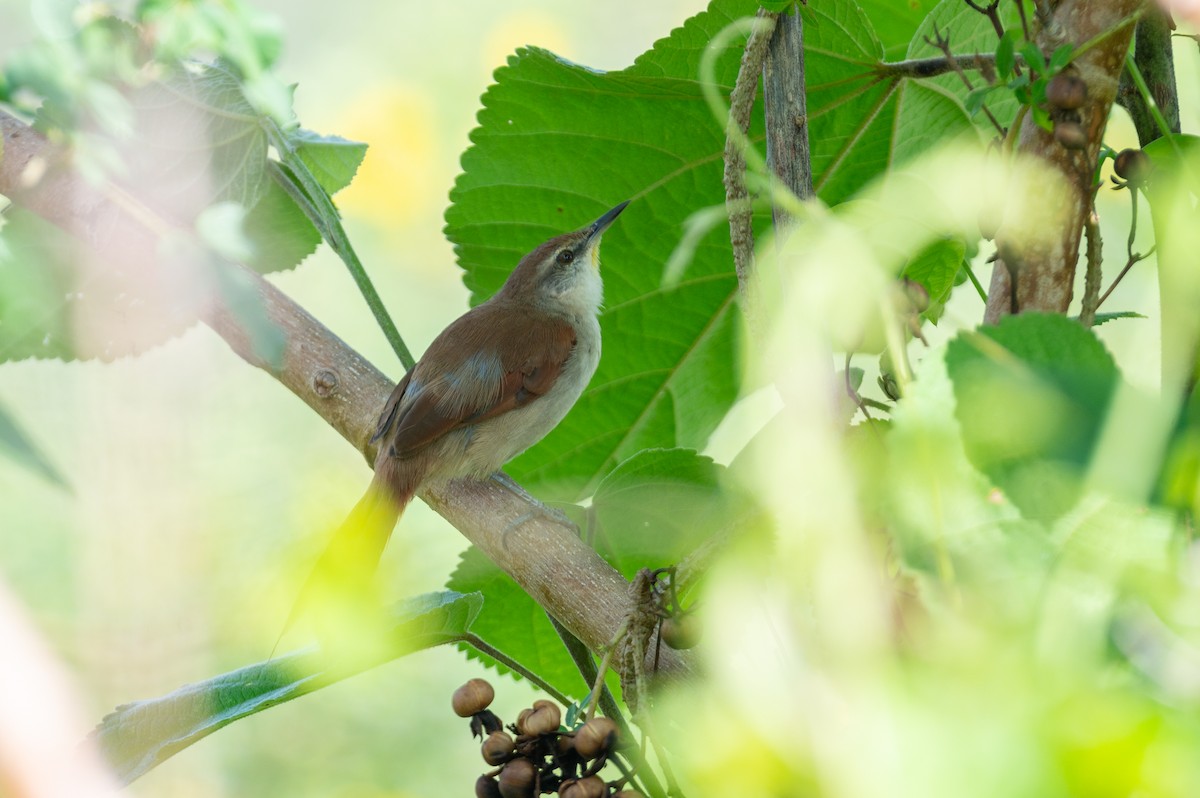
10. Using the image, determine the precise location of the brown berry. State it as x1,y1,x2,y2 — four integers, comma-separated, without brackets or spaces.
1114,148,1152,185
1046,73,1088,110
482,731,515,766
559,775,606,798
519,700,561,736
1053,120,1087,150
574,716,619,760
498,757,537,798
453,678,495,718
661,613,702,650
476,774,503,798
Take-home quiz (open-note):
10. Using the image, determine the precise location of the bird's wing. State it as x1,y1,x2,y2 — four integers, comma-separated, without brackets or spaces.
377,306,577,460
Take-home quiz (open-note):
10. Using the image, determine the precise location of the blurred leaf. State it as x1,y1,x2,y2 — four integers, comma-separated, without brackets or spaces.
0,210,76,361
446,547,584,700
591,448,738,577
945,313,1119,521
903,237,965,303
211,259,286,368
446,0,972,501
288,128,368,196
0,400,67,488
996,30,1018,81
93,591,482,785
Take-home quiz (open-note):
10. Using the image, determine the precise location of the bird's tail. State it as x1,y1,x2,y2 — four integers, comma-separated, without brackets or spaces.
275,475,409,654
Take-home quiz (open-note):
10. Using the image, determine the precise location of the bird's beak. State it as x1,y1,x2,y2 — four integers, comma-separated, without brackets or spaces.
585,200,630,243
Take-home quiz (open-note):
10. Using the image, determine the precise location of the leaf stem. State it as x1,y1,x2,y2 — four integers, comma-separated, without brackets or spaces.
460,633,572,707
263,124,415,370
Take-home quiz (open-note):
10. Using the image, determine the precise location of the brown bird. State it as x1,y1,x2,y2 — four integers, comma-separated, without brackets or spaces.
287,201,629,636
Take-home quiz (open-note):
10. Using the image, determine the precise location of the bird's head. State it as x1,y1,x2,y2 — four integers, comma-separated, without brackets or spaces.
499,201,629,317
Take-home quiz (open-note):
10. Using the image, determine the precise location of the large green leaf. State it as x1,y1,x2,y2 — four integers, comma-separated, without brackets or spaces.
945,314,1119,521
93,591,482,785
859,0,943,58
445,0,974,502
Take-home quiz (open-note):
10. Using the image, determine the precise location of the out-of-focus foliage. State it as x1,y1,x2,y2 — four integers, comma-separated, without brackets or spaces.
95,591,482,785
2,0,1200,795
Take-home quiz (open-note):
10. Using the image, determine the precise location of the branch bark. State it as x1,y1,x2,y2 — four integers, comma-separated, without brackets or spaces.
0,109,690,681
1115,7,1180,146
763,5,813,225
983,0,1146,323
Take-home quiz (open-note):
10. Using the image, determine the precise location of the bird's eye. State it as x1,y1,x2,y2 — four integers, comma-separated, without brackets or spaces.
556,248,575,265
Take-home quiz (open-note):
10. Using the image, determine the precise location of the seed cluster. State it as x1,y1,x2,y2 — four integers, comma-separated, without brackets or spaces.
451,679,642,798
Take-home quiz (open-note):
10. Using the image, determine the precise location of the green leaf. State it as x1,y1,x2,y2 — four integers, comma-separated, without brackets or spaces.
1019,42,1046,75
288,128,368,196
446,0,972,501
757,0,794,12
446,548,585,699
0,400,68,488
1085,311,1147,326
945,314,1120,521
591,448,737,577
903,237,966,304
996,30,1018,81
93,591,482,785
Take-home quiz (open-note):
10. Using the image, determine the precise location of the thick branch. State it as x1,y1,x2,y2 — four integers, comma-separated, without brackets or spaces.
762,4,813,227
0,109,690,680
1115,8,1180,146
984,0,1146,323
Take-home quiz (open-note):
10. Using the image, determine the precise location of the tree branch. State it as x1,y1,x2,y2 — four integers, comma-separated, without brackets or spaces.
983,0,1146,323
1115,8,1180,146
872,52,1002,80
0,108,691,682
762,5,813,227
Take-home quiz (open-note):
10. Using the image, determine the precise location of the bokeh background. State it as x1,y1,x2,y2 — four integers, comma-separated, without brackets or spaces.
0,0,1195,796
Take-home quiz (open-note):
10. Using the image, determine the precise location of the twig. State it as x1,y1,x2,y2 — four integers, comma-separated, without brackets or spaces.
924,24,1006,136
724,9,779,335
1079,205,1102,327
1097,186,1154,309
964,0,1006,41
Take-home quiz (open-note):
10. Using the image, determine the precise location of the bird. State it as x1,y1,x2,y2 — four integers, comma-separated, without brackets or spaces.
286,200,630,638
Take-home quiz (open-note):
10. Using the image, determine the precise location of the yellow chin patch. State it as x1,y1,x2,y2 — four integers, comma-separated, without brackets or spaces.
589,244,603,270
